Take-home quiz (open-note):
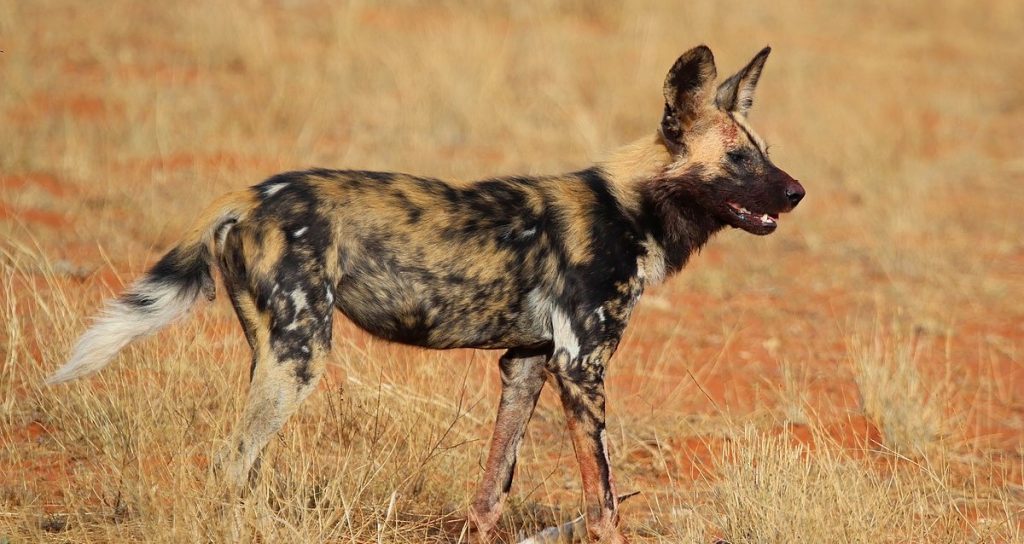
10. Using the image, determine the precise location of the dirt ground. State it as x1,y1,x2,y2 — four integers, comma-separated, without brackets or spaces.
2,1,1023,542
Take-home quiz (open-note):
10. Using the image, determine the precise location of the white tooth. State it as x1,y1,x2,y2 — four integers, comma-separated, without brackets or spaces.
741,207,751,214
761,213,769,221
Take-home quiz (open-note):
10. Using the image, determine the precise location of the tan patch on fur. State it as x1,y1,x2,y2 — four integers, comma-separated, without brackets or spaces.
730,111,767,152
604,109,743,201
319,221,343,284
182,190,258,247
646,108,742,182
547,181,597,265
601,134,673,213
248,223,287,279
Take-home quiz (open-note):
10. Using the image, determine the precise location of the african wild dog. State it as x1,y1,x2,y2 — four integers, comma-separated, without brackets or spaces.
47,45,804,542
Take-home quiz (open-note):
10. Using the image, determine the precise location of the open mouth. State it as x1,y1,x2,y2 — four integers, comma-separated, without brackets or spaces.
727,202,778,234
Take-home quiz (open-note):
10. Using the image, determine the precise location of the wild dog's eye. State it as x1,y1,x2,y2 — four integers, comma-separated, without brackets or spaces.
726,150,749,164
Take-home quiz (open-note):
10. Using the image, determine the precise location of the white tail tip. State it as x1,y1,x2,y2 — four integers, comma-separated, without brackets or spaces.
46,279,198,385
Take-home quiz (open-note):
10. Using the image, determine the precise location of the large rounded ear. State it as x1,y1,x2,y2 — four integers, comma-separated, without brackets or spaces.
661,45,717,150
716,46,771,117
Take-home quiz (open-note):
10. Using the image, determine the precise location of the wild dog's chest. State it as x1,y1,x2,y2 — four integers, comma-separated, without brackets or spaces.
549,275,645,349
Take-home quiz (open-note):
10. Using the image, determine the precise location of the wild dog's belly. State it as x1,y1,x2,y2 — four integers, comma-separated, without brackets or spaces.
334,268,552,350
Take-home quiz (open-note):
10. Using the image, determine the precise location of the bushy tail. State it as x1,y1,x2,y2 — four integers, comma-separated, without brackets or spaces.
46,190,257,385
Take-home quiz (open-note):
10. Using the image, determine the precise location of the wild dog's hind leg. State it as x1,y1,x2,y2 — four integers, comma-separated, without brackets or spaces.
219,256,334,491
469,345,550,541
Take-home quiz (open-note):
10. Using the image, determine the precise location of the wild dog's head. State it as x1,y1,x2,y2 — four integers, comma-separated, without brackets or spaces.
654,45,804,236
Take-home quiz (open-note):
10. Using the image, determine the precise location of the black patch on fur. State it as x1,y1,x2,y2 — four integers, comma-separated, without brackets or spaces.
150,245,212,288
585,171,639,255
503,459,516,494
562,168,643,349
126,244,214,310
122,291,157,309
639,165,724,274
666,60,706,104
360,170,396,185
411,175,460,204
390,189,423,223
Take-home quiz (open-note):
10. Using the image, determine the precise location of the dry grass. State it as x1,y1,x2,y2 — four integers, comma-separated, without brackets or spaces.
2,0,1023,542
851,319,948,455
713,427,1015,544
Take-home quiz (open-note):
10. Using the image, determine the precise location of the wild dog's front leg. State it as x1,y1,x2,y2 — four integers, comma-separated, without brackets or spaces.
552,359,626,543
549,300,633,543
469,346,550,541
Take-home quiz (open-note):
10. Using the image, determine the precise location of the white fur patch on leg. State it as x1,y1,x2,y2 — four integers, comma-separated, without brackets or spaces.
551,306,580,360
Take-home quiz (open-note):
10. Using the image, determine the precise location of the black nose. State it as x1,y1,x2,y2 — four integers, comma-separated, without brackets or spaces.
786,182,805,208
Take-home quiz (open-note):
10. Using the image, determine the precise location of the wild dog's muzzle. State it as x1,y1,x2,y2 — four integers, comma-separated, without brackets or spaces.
725,165,805,235
773,165,805,212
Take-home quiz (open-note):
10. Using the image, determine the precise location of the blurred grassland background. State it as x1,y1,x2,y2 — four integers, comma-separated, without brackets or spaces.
1,0,1023,542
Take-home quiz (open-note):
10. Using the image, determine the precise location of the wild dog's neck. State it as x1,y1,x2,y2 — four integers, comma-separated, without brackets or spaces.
599,134,672,214
600,134,724,280
637,177,722,276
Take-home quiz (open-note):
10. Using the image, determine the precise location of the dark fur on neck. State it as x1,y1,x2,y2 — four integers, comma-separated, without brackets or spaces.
638,164,724,274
